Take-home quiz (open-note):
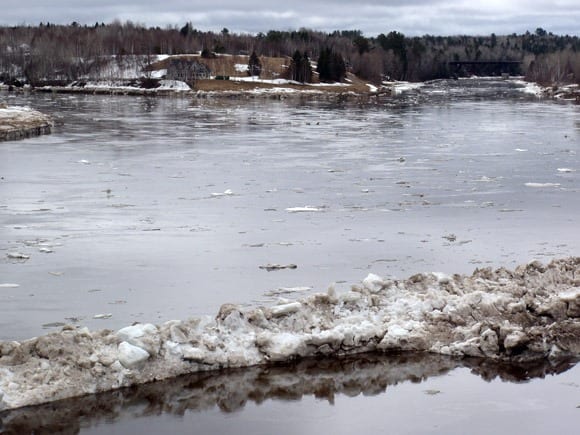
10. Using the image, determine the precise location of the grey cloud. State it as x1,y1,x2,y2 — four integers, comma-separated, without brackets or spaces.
1,1,578,36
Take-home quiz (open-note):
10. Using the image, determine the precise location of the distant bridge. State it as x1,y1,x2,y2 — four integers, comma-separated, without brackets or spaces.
448,60,523,76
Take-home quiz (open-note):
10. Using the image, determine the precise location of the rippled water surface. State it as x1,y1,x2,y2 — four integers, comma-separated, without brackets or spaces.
0,79,579,433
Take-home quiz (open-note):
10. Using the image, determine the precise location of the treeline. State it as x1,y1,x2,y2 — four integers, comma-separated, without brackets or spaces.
1,21,579,86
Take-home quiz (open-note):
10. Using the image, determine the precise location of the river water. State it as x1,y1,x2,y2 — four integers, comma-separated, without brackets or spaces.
0,79,579,433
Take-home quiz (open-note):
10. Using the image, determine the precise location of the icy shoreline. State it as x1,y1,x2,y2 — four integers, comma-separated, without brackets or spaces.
1,257,579,411
0,105,52,141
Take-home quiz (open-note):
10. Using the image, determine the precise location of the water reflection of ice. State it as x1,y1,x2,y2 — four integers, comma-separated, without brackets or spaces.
1,353,577,434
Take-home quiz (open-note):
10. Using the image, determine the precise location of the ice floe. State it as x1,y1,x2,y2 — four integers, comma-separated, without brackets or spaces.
285,206,321,213
525,182,561,188
0,257,578,411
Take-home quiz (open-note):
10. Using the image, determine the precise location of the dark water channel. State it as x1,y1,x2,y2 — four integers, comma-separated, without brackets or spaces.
0,79,579,433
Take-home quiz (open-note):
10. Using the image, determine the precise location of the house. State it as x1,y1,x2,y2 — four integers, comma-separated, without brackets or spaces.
167,59,211,85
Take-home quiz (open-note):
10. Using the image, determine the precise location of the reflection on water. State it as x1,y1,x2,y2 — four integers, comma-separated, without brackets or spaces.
0,354,575,434
0,352,577,434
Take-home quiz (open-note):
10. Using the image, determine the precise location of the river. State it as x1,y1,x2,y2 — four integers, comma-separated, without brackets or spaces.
0,79,579,433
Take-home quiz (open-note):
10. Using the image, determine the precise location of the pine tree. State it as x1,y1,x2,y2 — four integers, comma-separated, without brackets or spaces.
287,50,312,83
248,51,262,77
317,47,346,82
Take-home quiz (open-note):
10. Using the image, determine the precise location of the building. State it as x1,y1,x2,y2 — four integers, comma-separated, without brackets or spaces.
167,59,211,85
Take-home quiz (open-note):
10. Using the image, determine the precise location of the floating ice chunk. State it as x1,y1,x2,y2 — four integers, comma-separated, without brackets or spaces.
211,189,233,197
6,252,30,260
514,148,528,152
557,168,574,173
0,283,20,288
525,182,561,188
285,206,321,213
264,287,312,296
93,313,112,319
118,341,150,369
77,159,91,165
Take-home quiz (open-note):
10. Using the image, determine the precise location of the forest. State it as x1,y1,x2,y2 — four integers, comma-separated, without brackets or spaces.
0,21,579,87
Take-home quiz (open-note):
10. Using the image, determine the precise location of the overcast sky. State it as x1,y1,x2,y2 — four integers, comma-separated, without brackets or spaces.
2,0,579,36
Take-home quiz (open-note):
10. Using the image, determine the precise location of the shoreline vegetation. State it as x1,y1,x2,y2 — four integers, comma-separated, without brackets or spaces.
1,23,579,103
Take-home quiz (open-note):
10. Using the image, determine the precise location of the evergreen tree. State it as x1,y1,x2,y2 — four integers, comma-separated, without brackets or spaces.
287,50,312,83
317,47,346,82
248,50,262,76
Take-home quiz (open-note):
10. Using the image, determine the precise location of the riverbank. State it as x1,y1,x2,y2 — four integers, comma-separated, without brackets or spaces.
1,257,578,411
0,104,53,141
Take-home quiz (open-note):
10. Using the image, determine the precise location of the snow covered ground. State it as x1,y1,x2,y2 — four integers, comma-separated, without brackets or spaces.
0,257,578,411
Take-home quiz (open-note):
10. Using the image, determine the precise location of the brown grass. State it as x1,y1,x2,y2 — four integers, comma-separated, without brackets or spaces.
150,54,373,94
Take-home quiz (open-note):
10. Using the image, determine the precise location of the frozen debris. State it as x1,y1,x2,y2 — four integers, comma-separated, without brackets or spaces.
0,283,20,288
39,247,53,254
259,263,298,271
264,287,312,297
6,252,30,260
211,189,233,197
285,206,321,213
93,313,113,320
0,257,579,411
525,182,561,188
362,273,390,293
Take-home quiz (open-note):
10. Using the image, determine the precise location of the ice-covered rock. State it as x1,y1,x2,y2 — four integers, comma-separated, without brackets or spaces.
0,257,579,411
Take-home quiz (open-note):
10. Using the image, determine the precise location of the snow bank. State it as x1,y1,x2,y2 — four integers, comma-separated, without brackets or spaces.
0,105,53,141
0,257,579,411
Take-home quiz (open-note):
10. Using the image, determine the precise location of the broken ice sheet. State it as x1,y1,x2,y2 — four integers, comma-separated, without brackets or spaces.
211,189,233,197
285,206,321,213
6,252,30,260
264,286,312,296
0,283,20,288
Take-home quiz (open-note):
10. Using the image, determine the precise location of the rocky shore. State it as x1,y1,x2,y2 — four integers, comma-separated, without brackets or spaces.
1,257,578,412
0,105,53,141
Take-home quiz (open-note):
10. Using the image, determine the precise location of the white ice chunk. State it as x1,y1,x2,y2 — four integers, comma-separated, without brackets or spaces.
117,323,160,355
270,302,302,317
285,206,321,213
525,182,561,188
211,189,233,197
362,273,388,293
117,341,150,369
